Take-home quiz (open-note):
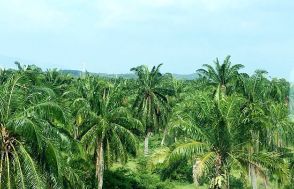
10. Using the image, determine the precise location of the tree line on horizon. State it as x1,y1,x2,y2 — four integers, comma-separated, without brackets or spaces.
0,56,293,189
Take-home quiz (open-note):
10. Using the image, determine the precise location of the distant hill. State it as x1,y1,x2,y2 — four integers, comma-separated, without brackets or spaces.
61,70,197,80
61,70,137,79
171,73,197,80
1,56,197,80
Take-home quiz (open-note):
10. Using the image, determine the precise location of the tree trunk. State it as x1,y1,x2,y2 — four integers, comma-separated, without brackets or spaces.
249,164,257,189
96,141,104,189
160,128,168,146
227,174,230,189
192,159,201,186
248,135,258,189
263,179,268,189
0,153,3,189
144,132,151,156
213,153,223,189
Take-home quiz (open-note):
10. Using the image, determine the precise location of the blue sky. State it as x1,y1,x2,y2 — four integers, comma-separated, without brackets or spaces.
0,0,293,79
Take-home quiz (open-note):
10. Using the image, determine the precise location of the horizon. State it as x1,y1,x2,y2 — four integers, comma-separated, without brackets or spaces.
0,55,292,80
1,0,294,79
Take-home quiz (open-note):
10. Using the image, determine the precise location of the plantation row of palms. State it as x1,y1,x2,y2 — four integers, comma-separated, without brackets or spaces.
0,56,293,189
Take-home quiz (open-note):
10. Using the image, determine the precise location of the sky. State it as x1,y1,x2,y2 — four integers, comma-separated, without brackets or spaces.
0,0,294,79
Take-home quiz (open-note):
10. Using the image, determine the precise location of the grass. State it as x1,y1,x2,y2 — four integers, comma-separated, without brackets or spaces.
173,182,196,189
173,182,209,189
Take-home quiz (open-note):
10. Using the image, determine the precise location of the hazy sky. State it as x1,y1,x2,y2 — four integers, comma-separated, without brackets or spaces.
0,0,293,78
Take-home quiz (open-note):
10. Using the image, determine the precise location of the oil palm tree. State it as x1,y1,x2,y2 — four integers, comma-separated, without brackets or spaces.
131,64,175,155
67,76,142,189
156,92,288,189
197,56,244,99
269,78,290,103
0,74,77,188
237,72,293,189
44,69,74,97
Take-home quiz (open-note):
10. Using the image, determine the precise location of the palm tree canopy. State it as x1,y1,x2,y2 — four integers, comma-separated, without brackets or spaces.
197,56,244,98
131,64,175,133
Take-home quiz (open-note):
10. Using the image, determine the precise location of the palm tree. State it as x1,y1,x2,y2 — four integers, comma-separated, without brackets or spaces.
131,64,175,155
156,92,288,189
0,74,76,188
197,56,244,99
68,76,142,189
44,68,74,96
0,68,12,85
269,78,290,103
237,72,293,188
0,61,292,188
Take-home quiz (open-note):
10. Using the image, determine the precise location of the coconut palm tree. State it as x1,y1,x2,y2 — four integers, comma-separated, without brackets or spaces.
131,64,175,155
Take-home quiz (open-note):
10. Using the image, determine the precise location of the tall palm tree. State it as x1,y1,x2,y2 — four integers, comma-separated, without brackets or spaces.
0,74,76,188
197,56,244,99
237,72,293,189
156,92,288,189
269,78,290,103
131,64,175,155
67,76,142,189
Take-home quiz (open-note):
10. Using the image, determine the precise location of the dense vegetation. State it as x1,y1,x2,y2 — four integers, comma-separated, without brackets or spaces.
0,56,293,189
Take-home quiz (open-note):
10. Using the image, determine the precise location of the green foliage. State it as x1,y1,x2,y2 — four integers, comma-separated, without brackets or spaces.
104,168,173,189
0,60,293,189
